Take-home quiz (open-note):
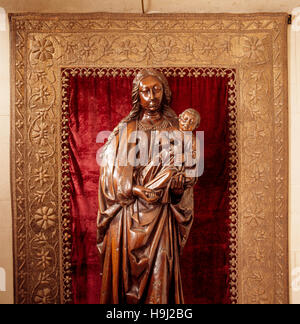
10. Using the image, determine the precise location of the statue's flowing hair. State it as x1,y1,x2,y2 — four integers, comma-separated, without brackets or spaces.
101,69,177,156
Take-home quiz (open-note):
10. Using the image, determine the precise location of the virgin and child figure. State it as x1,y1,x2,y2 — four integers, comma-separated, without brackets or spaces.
97,69,200,304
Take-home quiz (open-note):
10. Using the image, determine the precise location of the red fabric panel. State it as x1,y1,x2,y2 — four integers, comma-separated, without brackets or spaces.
67,70,231,304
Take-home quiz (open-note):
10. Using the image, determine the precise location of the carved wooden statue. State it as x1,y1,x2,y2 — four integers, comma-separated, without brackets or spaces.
97,69,200,304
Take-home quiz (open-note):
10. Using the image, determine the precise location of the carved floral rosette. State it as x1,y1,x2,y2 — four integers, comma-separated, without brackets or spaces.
10,13,289,304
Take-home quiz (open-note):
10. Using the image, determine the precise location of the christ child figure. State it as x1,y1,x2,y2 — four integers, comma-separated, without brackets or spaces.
135,108,201,203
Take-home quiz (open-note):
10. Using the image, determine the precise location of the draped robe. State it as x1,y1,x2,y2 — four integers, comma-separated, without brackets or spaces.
97,116,195,304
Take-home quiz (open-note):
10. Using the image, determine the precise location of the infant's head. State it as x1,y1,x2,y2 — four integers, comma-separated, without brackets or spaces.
179,108,201,131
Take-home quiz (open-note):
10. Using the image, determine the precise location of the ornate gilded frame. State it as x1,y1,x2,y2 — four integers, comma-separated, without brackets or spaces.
10,13,289,304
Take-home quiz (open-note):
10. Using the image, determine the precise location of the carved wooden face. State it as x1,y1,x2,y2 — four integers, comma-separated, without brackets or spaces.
138,76,163,113
179,110,199,131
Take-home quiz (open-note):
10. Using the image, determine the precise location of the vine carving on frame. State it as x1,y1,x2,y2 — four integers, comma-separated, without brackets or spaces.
10,13,289,304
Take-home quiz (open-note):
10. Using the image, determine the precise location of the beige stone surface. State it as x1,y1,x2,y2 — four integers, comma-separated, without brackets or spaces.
296,251,300,267
0,228,13,304
0,144,10,203
0,259,13,304
291,218,300,251
291,186,300,215
0,116,9,144
0,79,10,116
289,26,300,304
0,200,11,229
0,229,12,259
0,12,11,304
0,0,299,13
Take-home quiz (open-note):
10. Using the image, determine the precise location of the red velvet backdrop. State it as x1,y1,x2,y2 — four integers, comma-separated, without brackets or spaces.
66,68,232,304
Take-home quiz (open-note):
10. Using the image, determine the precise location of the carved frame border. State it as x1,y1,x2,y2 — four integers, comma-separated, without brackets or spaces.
10,13,289,304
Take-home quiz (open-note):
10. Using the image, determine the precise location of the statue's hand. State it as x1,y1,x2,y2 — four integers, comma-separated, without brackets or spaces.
171,174,185,196
133,185,160,203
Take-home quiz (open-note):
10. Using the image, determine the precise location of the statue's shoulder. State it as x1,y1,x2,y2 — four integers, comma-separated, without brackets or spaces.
117,119,137,131
126,119,137,132
163,107,179,129
164,115,179,130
